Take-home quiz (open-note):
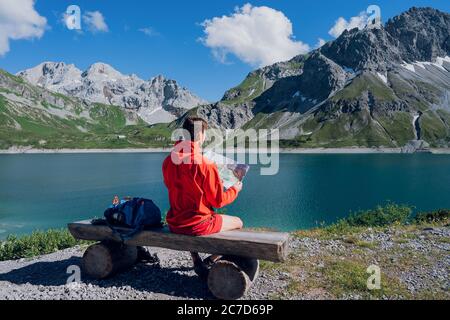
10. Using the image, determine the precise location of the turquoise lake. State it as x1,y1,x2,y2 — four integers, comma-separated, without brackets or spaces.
1,153,450,239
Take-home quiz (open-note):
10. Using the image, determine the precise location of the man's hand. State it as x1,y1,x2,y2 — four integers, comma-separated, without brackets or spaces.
112,195,120,206
233,181,243,192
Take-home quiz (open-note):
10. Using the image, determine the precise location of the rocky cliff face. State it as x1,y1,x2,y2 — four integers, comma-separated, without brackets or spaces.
385,7,450,62
17,62,207,124
192,7,450,148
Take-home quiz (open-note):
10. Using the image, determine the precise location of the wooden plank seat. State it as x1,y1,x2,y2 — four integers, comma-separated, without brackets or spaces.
68,220,290,300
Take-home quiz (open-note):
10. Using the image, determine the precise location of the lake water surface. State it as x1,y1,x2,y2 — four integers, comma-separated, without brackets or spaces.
1,153,449,238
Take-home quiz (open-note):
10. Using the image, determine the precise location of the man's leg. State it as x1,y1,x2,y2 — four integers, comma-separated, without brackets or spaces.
190,252,202,264
191,215,244,279
191,252,209,280
202,215,244,265
220,214,244,232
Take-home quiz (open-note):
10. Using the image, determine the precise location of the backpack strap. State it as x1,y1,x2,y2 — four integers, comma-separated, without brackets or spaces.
104,218,127,243
104,218,144,242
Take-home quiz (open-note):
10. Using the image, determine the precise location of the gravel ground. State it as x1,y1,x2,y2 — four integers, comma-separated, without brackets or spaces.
0,245,288,300
0,226,448,300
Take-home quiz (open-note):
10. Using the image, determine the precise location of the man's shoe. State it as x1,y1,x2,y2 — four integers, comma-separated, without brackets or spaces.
203,255,221,268
137,246,160,264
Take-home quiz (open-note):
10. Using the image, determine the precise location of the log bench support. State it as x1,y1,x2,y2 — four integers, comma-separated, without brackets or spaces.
208,255,259,300
82,242,138,279
69,220,289,300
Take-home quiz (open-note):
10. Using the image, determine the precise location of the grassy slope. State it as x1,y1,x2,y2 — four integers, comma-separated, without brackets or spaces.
0,104,173,150
221,58,305,106
305,73,401,148
332,73,396,102
269,221,449,299
222,72,266,105
263,206,450,300
0,229,92,261
420,110,450,147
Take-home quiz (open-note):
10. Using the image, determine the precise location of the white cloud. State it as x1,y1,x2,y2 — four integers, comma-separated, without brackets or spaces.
328,12,368,38
200,3,310,67
138,27,160,37
0,0,47,56
83,11,108,33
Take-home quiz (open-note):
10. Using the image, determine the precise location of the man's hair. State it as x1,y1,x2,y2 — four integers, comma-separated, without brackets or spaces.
183,117,208,141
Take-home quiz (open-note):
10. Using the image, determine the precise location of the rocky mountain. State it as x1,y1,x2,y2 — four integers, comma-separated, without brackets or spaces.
17,62,207,125
1,7,449,150
0,69,173,149
190,7,450,148
221,55,307,105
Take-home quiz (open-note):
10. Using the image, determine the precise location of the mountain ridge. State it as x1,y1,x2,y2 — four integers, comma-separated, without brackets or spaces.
191,6,450,148
1,6,449,150
17,61,207,125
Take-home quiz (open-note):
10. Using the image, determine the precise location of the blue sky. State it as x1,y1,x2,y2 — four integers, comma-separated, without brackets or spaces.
0,0,448,101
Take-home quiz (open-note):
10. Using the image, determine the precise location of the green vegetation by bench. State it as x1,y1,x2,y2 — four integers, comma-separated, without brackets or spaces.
0,229,91,261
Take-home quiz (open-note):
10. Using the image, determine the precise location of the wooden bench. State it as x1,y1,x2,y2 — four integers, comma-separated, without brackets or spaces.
68,220,290,300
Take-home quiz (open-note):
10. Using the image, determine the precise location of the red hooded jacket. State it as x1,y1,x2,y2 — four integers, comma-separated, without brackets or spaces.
162,140,239,233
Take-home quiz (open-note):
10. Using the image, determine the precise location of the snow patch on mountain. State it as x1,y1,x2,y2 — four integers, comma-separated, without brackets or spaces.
401,62,416,72
401,56,450,73
377,72,388,84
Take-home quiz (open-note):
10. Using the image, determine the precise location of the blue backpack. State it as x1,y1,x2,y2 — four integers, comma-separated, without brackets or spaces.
104,197,163,240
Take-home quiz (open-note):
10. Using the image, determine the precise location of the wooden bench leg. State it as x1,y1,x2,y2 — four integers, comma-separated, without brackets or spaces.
82,242,138,279
207,256,259,300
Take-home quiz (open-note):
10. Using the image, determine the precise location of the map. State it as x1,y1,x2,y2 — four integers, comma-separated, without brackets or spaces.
204,151,250,189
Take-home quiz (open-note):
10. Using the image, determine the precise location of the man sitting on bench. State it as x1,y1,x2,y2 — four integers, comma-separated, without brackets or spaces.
162,117,244,278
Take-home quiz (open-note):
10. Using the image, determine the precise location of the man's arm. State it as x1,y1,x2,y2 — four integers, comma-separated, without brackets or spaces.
203,164,240,209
